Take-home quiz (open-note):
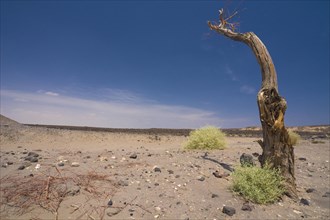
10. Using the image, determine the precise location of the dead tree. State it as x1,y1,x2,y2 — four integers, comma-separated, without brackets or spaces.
208,9,298,199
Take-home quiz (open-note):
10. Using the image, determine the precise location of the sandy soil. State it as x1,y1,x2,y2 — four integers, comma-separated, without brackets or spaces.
0,115,329,219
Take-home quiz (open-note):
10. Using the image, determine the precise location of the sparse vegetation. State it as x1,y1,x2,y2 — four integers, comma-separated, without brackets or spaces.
288,130,301,146
184,126,226,150
231,164,285,204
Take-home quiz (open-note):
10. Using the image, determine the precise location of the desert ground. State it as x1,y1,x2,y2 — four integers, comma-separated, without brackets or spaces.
0,115,329,220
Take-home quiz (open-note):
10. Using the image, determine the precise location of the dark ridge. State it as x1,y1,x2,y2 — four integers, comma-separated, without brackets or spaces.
23,124,329,139
24,124,193,136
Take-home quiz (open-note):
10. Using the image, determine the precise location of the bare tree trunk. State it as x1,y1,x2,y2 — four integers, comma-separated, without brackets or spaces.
208,10,298,199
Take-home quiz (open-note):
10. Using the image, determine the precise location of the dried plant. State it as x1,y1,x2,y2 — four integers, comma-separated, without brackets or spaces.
0,165,118,220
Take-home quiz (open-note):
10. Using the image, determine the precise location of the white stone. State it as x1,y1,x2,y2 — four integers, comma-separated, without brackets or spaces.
71,162,80,167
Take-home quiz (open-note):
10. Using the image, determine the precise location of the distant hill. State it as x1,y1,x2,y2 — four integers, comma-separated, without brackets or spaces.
0,114,21,126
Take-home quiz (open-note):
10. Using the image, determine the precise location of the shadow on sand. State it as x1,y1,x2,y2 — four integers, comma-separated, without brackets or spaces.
201,153,234,172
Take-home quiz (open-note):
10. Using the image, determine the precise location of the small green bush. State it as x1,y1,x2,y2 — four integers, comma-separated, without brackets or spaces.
288,130,301,146
231,164,285,204
184,126,226,150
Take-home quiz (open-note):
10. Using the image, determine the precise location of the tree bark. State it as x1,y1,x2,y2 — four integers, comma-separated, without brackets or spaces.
208,13,298,199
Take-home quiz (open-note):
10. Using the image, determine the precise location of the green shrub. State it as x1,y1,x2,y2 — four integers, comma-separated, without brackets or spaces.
184,126,226,150
231,164,285,204
288,130,301,146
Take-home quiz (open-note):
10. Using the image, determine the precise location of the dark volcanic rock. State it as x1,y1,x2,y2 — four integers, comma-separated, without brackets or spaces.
211,193,219,198
25,151,40,162
300,198,310,206
118,180,129,187
241,203,253,211
30,157,39,163
129,153,137,159
322,192,330,197
222,206,236,216
252,152,259,157
153,166,161,172
298,157,307,161
240,153,255,166
306,188,316,193
24,156,32,161
18,165,25,170
28,152,39,157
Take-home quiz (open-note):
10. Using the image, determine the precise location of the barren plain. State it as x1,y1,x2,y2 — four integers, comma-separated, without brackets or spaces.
0,115,329,219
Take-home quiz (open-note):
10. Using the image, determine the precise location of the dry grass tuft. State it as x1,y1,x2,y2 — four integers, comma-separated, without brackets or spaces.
288,130,301,146
231,163,285,204
184,126,226,150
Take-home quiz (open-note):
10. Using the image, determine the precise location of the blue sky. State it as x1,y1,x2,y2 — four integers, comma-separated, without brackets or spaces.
1,0,329,128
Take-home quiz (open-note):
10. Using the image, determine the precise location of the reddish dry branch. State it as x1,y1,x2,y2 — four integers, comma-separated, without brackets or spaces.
45,176,51,199
0,167,118,219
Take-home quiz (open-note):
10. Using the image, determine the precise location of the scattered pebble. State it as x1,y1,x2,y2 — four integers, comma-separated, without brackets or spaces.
107,207,121,217
293,209,302,214
322,192,330,197
30,157,39,163
306,188,316,193
108,199,113,207
58,162,65,167
252,152,259,157
211,193,219,198
28,152,39,157
213,171,229,178
241,203,253,211
197,176,205,181
300,198,310,206
99,156,108,162
153,166,161,172
222,206,236,216
129,153,137,159
18,165,25,170
298,157,307,161
71,162,80,167
240,153,255,166
118,180,129,186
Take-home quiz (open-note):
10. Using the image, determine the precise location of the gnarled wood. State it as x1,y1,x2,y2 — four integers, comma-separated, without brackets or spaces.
208,9,297,199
